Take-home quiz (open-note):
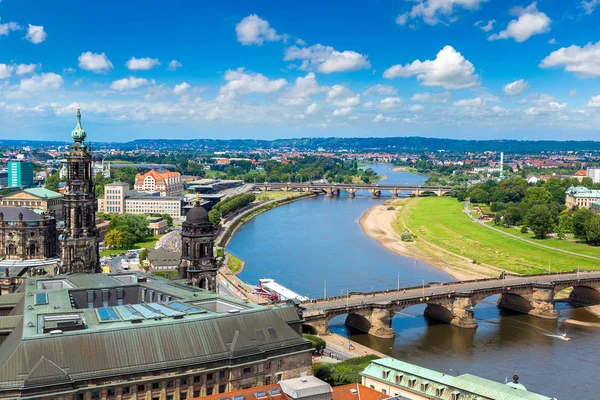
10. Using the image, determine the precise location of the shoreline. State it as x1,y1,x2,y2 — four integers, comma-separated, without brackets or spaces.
359,199,504,281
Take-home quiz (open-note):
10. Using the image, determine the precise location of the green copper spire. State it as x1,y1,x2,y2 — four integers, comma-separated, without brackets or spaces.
71,108,87,142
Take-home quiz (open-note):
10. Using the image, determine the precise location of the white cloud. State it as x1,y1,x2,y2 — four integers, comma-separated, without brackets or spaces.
126,57,160,71
332,107,352,116
410,104,425,112
217,68,287,102
475,20,495,32
25,24,46,44
373,114,397,122
453,97,483,107
503,79,529,96
15,64,38,76
173,82,190,96
366,97,402,109
489,2,551,43
411,91,452,103
306,103,319,114
236,14,280,45
588,95,600,107
284,44,370,73
326,85,360,107
0,21,20,36
530,93,555,103
384,45,478,89
548,38,557,44
540,40,600,77
168,60,182,71
63,67,76,74
396,0,487,26
296,38,307,46
582,0,600,14
490,105,509,115
279,72,325,105
110,77,153,91
0,64,14,79
19,72,63,93
78,52,113,73
569,90,577,96
525,101,567,115
516,98,528,104
363,84,397,96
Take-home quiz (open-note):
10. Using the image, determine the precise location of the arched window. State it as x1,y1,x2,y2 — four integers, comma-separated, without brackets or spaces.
7,244,16,256
28,243,37,257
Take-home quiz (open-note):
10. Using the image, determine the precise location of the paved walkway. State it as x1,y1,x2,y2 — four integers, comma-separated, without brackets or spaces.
319,333,387,360
463,201,600,261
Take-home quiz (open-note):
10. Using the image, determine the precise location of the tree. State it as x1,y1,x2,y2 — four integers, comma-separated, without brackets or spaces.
572,208,595,238
556,214,573,239
44,172,62,192
108,214,152,248
104,229,123,249
581,177,594,189
584,215,600,245
139,248,149,262
469,188,490,204
523,186,552,205
525,205,555,239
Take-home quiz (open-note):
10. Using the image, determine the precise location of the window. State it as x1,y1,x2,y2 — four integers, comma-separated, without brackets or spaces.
436,388,444,397
181,393,188,400
219,384,226,393
91,392,100,400
122,386,131,394
194,375,201,383
243,367,252,374
382,389,387,395
275,373,282,383
75,395,84,400
219,370,226,379
420,383,428,391
382,370,390,379
369,385,375,389
107,388,115,396
180,377,188,385
193,391,200,398
452,393,460,400
207,387,214,395
167,395,174,400
395,374,402,384
166,380,173,388
138,384,145,392
152,382,160,390
277,359,283,367
207,373,214,381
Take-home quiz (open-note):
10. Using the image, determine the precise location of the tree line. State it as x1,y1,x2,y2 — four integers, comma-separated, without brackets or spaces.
207,193,256,227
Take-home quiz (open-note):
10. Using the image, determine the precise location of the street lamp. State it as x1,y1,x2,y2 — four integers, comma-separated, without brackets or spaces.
422,278,425,297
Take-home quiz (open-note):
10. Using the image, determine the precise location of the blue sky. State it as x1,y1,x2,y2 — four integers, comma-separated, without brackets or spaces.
1,0,600,142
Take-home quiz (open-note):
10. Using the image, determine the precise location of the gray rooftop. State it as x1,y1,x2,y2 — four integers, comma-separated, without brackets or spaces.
0,206,42,222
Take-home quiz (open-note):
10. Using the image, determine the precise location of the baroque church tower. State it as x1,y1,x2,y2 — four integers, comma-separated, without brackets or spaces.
178,197,217,291
60,109,100,273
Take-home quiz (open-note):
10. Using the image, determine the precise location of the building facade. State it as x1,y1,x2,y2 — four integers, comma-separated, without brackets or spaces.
60,109,100,274
134,168,183,197
0,187,63,218
0,273,312,400
0,206,58,261
592,201,600,214
98,182,183,218
7,158,34,188
565,186,600,209
179,200,217,291
588,167,600,184
361,357,553,400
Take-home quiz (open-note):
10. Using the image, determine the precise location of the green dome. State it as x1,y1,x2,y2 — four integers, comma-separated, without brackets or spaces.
71,108,86,142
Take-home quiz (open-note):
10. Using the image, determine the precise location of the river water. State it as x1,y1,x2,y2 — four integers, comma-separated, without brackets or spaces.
227,164,599,399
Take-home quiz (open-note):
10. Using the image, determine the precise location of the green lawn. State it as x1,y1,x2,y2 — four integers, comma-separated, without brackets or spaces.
227,254,243,273
401,197,600,274
255,191,305,201
100,235,161,257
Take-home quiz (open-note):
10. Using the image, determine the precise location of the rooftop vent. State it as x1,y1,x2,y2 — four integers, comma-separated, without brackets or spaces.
255,391,267,399
42,314,85,333
349,389,358,394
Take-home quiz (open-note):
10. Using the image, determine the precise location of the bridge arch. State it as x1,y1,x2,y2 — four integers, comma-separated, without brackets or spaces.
559,283,600,307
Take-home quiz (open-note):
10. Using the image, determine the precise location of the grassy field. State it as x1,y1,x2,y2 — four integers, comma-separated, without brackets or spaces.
100,235,161,257
400,197,600,274
255,191,305,201
227,254,243,273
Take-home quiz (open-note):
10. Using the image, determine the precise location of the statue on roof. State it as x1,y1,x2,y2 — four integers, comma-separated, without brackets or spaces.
71,108,87,142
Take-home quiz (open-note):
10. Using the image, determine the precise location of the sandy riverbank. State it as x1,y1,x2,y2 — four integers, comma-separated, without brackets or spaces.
359,199,504,281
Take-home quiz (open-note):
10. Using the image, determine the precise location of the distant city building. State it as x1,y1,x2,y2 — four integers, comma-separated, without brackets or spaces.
134,168,183,196
147,247,181,271
0,170,7,188
588,167,600,183
0,273,312,399
98,182,183,218
0,187,63,218
565,186,600,209
8,157,34,188
361,357,553,400
592,200,600,214
527,175,539,184
148,216,169,235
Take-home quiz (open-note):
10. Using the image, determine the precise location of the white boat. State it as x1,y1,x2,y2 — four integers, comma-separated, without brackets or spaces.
256,279,309,302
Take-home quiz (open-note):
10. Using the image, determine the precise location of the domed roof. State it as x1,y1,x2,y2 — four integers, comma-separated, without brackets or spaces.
92,153,103,162
185,202,209,224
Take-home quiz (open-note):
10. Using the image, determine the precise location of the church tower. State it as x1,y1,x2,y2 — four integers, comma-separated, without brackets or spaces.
179,198,217,291
60,109,100,273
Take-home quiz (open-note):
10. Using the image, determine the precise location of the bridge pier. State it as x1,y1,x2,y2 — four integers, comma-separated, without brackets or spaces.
497,285,558,319
324,187,334,197
345,308,395,338
391,189,399,198
368,189,381,199
424,296,477,328
347,188,357,198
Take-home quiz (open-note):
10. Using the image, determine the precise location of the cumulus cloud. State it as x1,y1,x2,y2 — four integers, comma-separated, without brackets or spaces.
306,103,319,115
582,0,600,14
284,44,370,73
326,85,360,107
173,82,190,96
411,91,452,103
0,64,14,79
25,24,46,44
279,72,325,105
489,2,550,43
548,38,557,44
396,0,487,26
363,84,397,96
110,77,153,91
19,72,63,93
453,97,483,107
126,57,160,71
0,21,21,36
503,79,529,96
475,20,495,32
383,45,478,89
365,97,402,109
78,52,113,73
540,40,600,77
409,104,425,112
15,64,38,76
236,14,280,45
168,60,182,71
588,95,600,107
332,107,352,116
490,105,509,115
373,114,397,122
217,68,287,102
525,101,567,115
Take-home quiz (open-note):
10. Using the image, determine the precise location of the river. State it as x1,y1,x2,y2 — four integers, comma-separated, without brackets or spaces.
226,164,599,399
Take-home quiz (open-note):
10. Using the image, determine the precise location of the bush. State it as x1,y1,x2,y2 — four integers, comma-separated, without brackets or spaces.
401,232,413,242
302,334,326,353
386,206,396,210
209,193,257,226
520,226,528,234
313,355,379,386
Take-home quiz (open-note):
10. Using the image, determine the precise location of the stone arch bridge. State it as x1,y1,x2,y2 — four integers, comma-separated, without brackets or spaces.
252,182,452,198
299,271,600,338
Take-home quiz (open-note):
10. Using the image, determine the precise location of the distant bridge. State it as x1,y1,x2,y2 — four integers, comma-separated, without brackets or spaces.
298,271,600,338
252,182,452,198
